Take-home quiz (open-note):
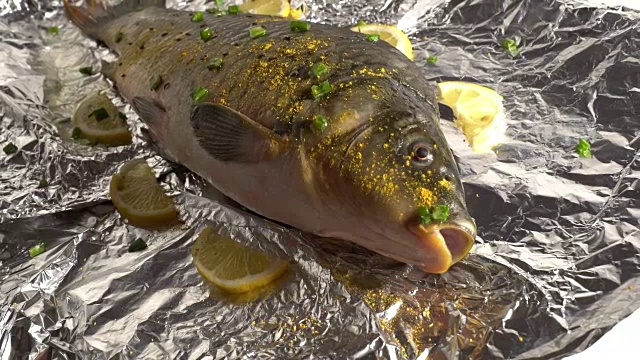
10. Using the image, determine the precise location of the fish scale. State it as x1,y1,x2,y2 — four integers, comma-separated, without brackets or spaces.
64,0,478,274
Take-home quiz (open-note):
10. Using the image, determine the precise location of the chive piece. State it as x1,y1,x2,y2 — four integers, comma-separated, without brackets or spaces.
432,205,450,222
311,62,329,79
356,19,366,27
28,242,46,258
576,138,592,158
114,31,124,43
206,7,219,14
200,27,214,42
417,206,432,225
79,67,93,76
427,55,438,65
38,179,49,188
128,238,148,252
311,115,328,134
191,11,204,22
3,143,17,155
215,0,224,6
150,74,163,90
192,86,209,102
207,57,224,70
501,38,519,56
249,26,267,39
228,5,240,14
71,127,83,139
49,26,59,35
90,107,109,122
366,34,380,42
311,80,332,99
290,20,310,32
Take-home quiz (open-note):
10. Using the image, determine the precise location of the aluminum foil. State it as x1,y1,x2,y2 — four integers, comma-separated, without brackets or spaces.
1,0,639,358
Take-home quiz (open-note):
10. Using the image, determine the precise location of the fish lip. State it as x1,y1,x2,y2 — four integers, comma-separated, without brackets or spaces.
408,222,476,274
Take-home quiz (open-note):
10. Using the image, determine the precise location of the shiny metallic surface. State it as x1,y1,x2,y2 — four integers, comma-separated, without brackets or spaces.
1,0,639,359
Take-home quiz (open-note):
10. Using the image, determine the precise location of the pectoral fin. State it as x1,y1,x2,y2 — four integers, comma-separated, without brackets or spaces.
190,103,286,163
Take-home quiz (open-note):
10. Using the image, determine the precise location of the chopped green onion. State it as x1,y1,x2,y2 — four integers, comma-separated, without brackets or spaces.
79,67,93,76
128,238,148,252
207,57,224,70
49,26,59,35
311,62,329,79
150,74,163,90
71,127,83,139
356,19,366,27
215,0,224,6
114,31,124,43
191,11,204,22
3,143,17,155
90,107,109,122
311,80,332,99
192,86,209,102
38,179,49,188
576,138,592,158
206,7,218,13
200,27,214,42
366,34,380,42
427,55,438,65
249,26,267,39
290,20,310,32
228,5,240,14
29,242,46,258
311,115,328,134
417,206,432,225
501,38,519,56
432,205,450,222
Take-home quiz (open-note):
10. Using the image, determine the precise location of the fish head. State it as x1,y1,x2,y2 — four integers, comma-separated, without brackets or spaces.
324,106,476,274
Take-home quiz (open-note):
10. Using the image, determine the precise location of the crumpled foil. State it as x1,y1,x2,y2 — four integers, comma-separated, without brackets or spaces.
1,0,639,358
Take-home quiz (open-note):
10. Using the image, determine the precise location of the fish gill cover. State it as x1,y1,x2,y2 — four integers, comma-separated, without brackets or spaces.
0,0,639,359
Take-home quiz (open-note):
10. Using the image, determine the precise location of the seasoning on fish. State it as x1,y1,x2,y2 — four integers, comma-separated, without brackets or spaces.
64,0,478,274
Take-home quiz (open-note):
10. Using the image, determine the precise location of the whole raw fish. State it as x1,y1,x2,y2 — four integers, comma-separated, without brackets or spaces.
64,0,477,273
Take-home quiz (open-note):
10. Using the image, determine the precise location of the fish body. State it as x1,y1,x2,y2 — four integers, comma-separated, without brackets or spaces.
64,0,477,273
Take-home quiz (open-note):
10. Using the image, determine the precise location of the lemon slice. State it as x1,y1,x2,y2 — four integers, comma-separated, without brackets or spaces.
437,81,507,153
191,226,289,294
72,92,132,146
109,159,179,228
239,0,290,17
350,23,414,61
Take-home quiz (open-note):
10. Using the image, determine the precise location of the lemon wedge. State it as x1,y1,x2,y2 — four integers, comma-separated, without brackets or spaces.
109,159,179,228
437,81,507,153
350,23,414,61
239,0,290,17
191,226,289,294
72,92,132,146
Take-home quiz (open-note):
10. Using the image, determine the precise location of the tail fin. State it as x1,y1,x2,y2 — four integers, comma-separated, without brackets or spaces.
63,0,166,39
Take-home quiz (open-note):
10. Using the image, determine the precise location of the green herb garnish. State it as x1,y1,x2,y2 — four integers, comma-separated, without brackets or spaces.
427,55,438,65
501,38,519,56
115,31,124,43
90,107,109,122
79,67,93,76
71,127,83,139
432,205,450,222
249,26,267,39
206,7,219,13
3,143,17,155
200,27,214,42
192,86,209,102
228,5,240,14
207,57,224,70
49,26,59,35
290,20,310,32
311,115,328,134
576,138,592,158
150,74,163,90
311,63,329,79
418,206,432,224
28,242,46,258
311,80,332,99
356,19,366,27
38,179,49,188
215,0,224,6
128,238,148,252
192,11,204,22
366,34,380,42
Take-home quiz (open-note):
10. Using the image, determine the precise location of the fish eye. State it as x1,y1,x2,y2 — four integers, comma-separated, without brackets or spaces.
410,141,434,166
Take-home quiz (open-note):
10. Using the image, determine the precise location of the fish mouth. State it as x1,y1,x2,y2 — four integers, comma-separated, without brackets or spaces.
408,222,476,274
